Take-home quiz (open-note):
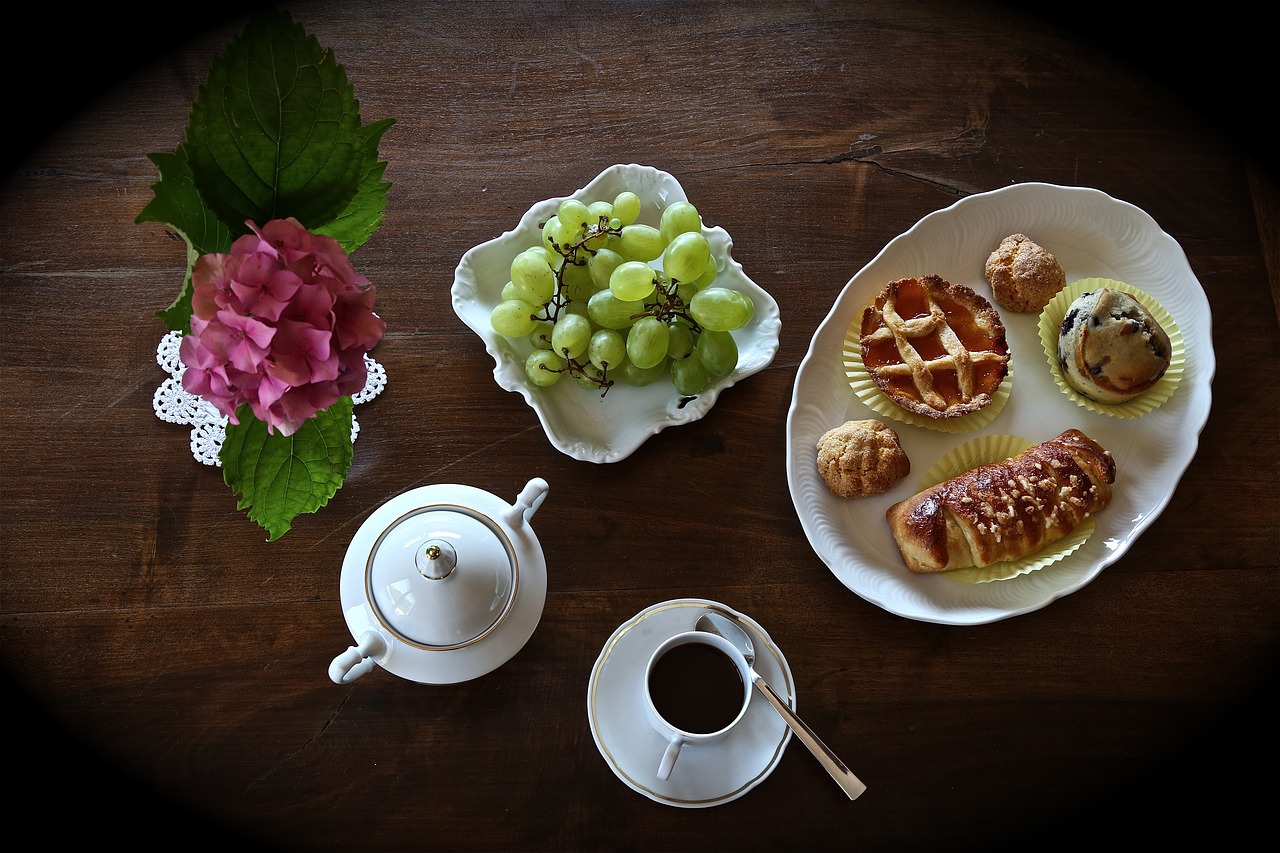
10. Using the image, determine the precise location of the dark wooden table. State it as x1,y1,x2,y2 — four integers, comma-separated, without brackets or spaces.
3,2,1276,850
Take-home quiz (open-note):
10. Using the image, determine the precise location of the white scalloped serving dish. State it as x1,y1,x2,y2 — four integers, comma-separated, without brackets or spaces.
452,164,781,464
786,183,1214,625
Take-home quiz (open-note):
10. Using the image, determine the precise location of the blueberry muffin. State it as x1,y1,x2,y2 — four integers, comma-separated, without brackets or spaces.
1057,287,1172,403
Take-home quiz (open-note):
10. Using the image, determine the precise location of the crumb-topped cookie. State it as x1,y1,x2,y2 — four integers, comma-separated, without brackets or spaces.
984,234,1066,313
816,419,910,498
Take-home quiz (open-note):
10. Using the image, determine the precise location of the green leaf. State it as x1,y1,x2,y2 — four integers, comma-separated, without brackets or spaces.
135,146,234,331
314,117,396,254
185,7,365,232
221,399,355,541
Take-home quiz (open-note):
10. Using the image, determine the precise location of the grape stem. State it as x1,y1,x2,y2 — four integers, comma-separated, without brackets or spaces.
541,215,620,326
534,347,615,398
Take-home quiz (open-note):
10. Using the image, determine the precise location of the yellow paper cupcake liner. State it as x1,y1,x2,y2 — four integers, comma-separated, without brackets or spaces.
843,318,1012,434
1038,278,1184,419
914,434,1096,584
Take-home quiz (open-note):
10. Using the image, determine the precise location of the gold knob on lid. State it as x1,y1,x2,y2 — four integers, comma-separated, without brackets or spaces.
417,539,458,580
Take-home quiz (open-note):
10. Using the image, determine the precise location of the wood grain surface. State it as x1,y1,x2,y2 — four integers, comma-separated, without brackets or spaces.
2,2,1276,850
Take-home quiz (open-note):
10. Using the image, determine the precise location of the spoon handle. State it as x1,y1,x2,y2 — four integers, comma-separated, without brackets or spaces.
751,671,867,801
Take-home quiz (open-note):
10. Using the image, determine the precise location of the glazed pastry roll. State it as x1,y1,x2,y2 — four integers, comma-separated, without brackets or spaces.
886,429,1116,573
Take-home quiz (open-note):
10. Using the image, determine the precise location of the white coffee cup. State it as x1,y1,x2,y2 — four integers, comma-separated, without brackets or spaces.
644,630,752,780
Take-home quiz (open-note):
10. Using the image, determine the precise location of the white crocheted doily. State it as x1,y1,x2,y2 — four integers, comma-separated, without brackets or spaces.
152,330,388,467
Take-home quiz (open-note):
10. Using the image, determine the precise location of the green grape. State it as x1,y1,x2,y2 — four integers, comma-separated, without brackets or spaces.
666,320,695,359
582,227,609,252
675,280,699,306
602,231,627,256
587,200,613,224
490,299,539,337
528,320,554,350
528,245,559,267
588,290,643,329
662,231,711,283
609,260,658,301
670,354,711,395
617,359,667,387
612,191,641,226
695,329,738,376
618,224,665,261
550,313,592,360
540,216,558,250
689,286,754,331
510,248,555,305
561,260,596,301
626,316,670,369
541,215,574,252
500,280,520,301
576,364,609,390
588,328,627,371
694,253,718,286
659,200,701,244
557,198,591,234
525,350,565,387
588,247,625,291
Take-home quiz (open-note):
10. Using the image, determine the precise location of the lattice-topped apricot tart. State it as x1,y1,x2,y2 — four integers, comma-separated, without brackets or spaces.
858,275,1009,419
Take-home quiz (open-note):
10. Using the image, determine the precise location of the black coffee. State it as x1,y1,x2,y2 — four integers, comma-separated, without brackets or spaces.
648,641,745,734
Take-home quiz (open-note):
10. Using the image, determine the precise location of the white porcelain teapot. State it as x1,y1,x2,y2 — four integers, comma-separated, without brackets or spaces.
329,478,549,685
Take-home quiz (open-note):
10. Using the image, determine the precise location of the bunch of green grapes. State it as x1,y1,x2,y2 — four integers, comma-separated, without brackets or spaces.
489,189,755,398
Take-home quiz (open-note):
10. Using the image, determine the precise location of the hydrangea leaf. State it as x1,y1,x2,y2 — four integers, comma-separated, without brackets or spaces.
185,7,365,233
314,117,396,254
135,146,234,332
221,398,355,541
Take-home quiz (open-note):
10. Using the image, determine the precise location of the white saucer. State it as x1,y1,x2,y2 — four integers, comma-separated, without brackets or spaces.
586,599,795,807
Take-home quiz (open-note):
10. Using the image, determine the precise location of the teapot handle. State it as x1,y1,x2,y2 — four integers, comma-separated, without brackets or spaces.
503,477,549,527
328,631,388,684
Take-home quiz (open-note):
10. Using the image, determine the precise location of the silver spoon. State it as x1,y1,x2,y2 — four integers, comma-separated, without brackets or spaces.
695,611,867,801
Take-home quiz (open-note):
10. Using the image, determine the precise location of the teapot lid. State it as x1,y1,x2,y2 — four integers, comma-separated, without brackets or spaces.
364,503,518,648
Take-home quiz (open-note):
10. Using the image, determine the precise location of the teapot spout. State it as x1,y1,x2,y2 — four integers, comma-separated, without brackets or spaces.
503,478,549,528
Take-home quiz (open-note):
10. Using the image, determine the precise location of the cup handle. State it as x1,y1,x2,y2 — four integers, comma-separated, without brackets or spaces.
656,734,684,781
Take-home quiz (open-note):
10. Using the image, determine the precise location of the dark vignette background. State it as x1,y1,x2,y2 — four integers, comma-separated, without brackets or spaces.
5,2,1272,178
2,2,1273,850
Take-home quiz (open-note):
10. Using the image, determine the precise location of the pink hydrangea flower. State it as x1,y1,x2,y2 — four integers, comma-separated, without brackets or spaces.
179,218,386,435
